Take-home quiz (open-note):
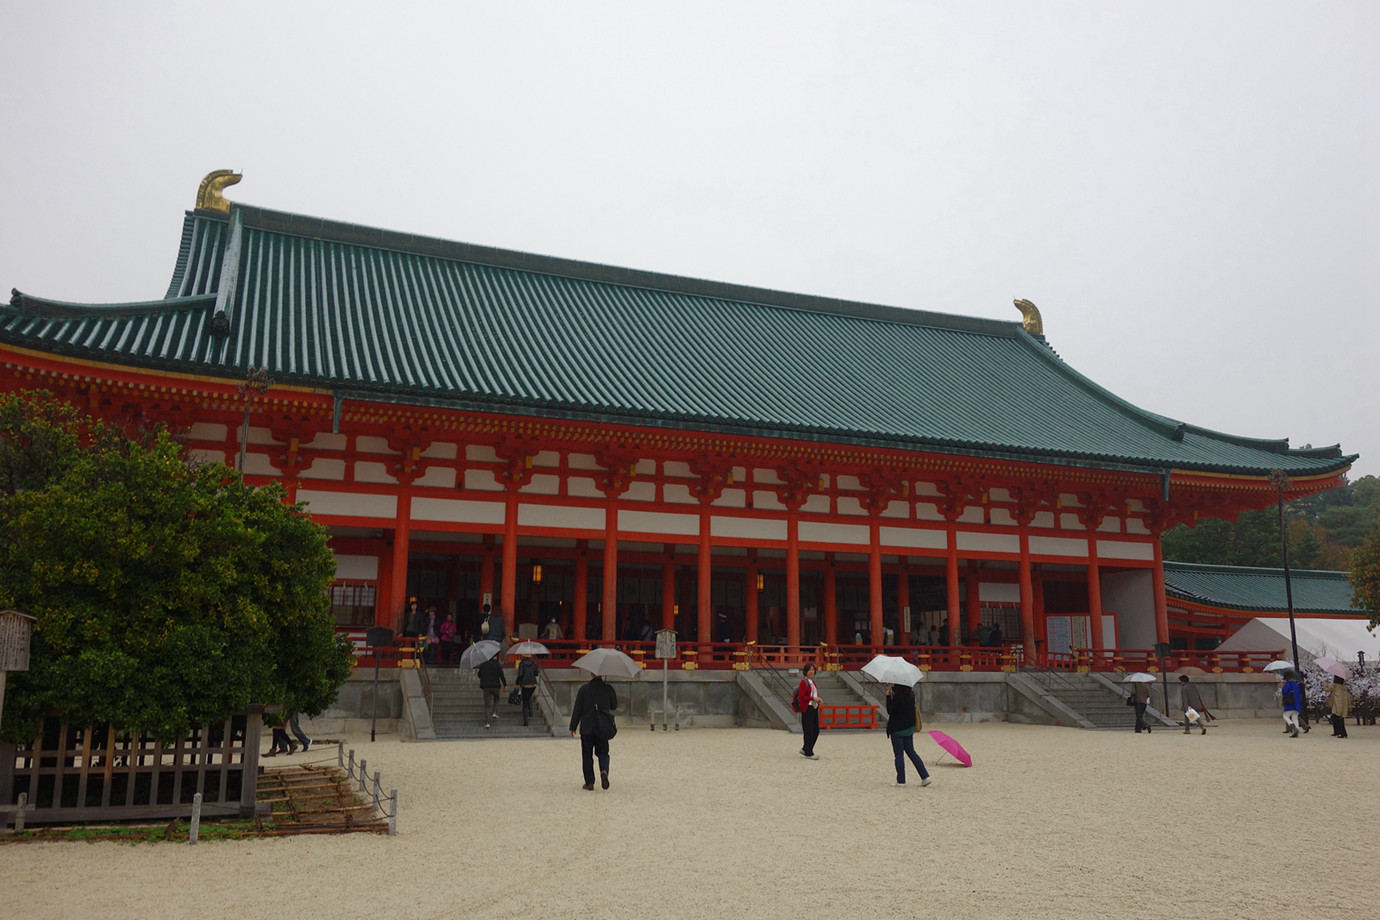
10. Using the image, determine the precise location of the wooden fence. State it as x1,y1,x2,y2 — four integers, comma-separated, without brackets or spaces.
2,712,263,828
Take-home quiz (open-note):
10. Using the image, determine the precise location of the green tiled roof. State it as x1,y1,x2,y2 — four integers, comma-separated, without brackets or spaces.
1,203,1355,476
1164,562,1360,614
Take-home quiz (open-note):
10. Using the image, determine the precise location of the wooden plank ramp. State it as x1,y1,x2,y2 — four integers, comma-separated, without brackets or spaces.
253,761,390,836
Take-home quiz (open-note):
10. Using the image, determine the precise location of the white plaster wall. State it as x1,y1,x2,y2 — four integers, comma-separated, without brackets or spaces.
879,526,948,550
712,516,786,542
1096,540,1155,561
411,497,504,525
979,582,1021,603
1103,569,1156,649
298,490,398,519
1028,536,1089,558
956,532,1020,554
521,504,605,530
619,509,699,536
800,521,870,546
334,554,379,579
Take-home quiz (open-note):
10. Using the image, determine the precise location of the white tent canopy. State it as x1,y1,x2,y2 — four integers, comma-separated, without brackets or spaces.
1216,617,1380,665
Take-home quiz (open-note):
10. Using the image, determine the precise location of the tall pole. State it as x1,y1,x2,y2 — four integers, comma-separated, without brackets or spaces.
236,367,272,472
1268,469,1302,677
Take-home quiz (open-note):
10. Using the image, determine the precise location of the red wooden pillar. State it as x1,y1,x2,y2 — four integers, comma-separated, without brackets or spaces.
602,500,619,642
1019,529,1036,661
823,554,837,647
897,558,910,640
480,536,496,612
745,553,759,646
1152,538,1170,646
388,497,412,630
697,507,712,651
965,565,980,639
868,518,883,646
377,540,394,628
786,515,801,650
1087,540,1105,652
573,541,589,642
945,537,960,641
502,491,518,637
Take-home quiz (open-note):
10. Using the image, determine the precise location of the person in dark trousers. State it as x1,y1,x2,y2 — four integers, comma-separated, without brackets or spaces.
796,663,821,760
569,674,618,790
477,652,506,728
516,654,539,726
884,683,932,786
288,712,312,752
1326,676,1351,738
1179,674,1207,735
1132,681,1152,733
402,597,425,638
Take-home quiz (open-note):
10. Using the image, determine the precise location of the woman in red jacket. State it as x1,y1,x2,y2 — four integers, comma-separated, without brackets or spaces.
796,664,821,760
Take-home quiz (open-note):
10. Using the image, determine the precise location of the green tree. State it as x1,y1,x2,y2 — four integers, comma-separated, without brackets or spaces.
0,391,353,743
1352,512,1380,629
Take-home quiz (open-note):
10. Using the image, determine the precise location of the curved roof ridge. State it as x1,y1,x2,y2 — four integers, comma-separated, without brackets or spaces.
6,289,216,318
229,203,1020,338
1163,561,1352,579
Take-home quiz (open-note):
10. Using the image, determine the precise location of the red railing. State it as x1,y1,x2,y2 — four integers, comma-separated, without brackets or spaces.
338,629,1285,676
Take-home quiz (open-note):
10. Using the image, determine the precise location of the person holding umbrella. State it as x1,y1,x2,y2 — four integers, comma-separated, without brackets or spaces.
884,683,932,787
477,651,506,729
1326,675,1351,738
1280,670,1304,738
1132,680,1152,734
515,654,539,726
569,672,618,790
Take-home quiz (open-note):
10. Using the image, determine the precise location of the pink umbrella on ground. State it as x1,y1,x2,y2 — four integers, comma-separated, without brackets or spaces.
927,730,972,767
1314,657,1353,680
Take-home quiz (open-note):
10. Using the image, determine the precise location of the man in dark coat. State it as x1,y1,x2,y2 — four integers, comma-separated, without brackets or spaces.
568,675,618,790
477,652,506,728
1179,674,1207,735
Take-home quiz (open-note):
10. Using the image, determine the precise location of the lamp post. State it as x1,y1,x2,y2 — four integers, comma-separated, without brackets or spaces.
1267,469,1302,678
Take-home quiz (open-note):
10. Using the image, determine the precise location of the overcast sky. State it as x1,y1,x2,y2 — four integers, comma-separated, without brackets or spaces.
3,2,1375,479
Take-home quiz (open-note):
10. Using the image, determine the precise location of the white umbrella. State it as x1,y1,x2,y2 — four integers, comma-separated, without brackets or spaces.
457,639,501,669
507,640,550,657
861,654,924,687
1263,660,1295,673
1122,672,1156,683
1314,656,1353,680
572,647,641,680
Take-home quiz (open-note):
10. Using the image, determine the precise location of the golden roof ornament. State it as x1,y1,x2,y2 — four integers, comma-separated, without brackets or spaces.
1013,298,1043,336
196,169,242,213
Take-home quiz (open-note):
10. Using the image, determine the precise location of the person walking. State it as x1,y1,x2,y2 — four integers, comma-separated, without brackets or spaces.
1326,676,1351,738
1280,672,1304,738
884,683,932,787
1132,681,1152,734
795,663,821,760
516,654,539,726
287,712,312,752
438,613,457,666
1179,674,1207,735
569,674,618,790
477,651,506,729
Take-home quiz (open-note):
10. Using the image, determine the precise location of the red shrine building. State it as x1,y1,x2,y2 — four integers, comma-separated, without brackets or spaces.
0,173,1356,668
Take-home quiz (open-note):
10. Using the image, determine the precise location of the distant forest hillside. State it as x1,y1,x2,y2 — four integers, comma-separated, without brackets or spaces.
1161,475,1380,571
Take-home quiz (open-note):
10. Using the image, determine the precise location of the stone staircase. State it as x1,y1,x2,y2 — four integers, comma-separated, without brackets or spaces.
424,666,552,739
745,664,880,731
1021,670,1176,730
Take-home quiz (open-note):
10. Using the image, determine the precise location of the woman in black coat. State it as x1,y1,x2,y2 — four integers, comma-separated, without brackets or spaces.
569,675,618,790
884,683,932,787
